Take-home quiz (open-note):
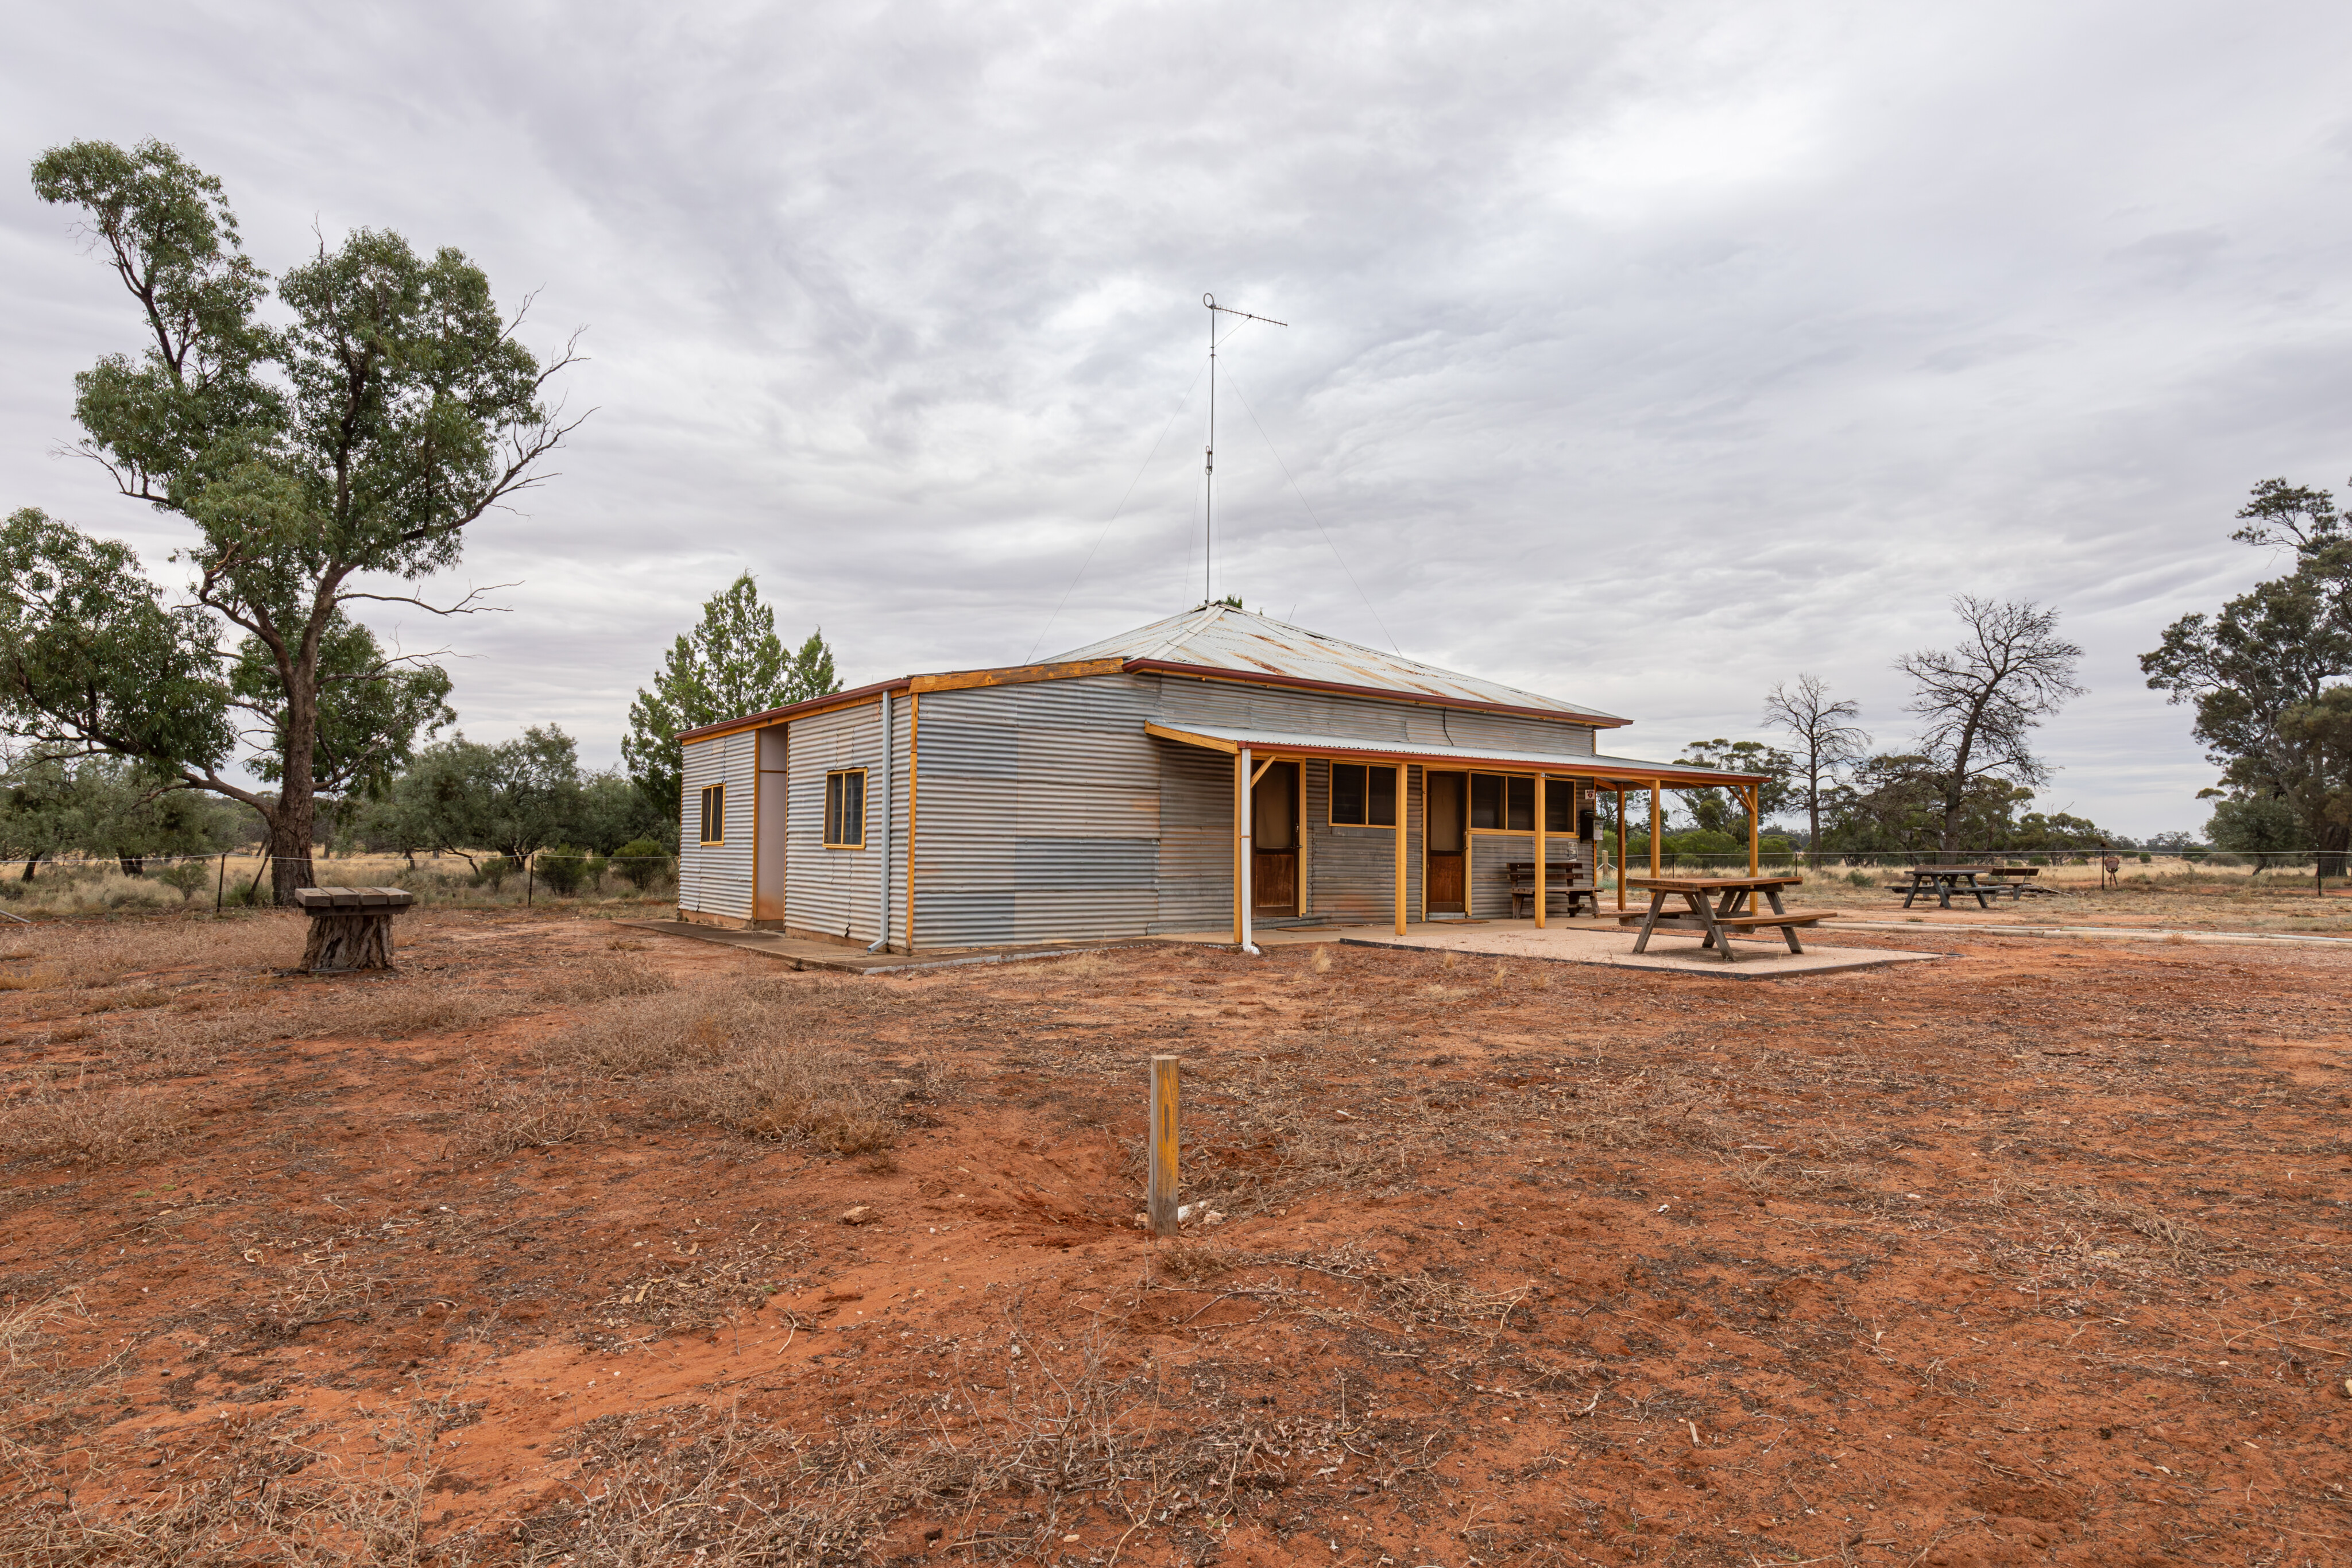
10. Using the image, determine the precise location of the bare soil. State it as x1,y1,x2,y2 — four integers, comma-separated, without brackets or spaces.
0,905,2347,1566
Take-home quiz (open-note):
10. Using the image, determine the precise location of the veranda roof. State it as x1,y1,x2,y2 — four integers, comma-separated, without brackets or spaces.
1142,721,1767,788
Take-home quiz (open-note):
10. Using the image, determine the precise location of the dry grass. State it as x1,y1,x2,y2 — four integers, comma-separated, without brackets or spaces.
0,1078,187,1164
443,1073,605,1162
1,913,300,986
0,1402,463,1567
539,985,776,1077
649,1042,896,1153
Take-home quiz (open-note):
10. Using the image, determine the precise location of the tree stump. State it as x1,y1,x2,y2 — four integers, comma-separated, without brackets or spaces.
294,887,415,972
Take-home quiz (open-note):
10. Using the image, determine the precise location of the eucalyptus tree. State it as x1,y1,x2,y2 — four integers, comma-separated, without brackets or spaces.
0,140,577,903
2145,479,2352,876
1897,598,2084,858
1762,673,1869,850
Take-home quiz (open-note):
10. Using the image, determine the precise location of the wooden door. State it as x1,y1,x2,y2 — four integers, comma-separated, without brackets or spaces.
1252,762,1298,913
1425,771,1466,912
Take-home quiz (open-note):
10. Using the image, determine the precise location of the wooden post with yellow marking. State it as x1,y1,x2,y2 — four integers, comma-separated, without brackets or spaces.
1148,1055,1179,1238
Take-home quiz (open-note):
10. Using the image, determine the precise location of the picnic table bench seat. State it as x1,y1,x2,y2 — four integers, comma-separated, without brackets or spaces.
1714,907,1838,930
1502,861,1600,918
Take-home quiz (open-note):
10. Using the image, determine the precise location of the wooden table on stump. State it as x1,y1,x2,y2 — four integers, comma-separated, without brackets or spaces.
294,886,415,971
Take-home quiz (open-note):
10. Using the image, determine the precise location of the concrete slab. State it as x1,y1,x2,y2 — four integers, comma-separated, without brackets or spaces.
1338,920,1942,979
616,920,1147,975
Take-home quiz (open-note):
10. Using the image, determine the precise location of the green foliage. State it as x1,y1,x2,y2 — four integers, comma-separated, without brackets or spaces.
2144,478,2352,874
16,139,574,904
0,752,240,874
1670,739,1794,837
2205,792,2303,855
155,860,212,901
612,838,671,891
0,508,237,773
374,726,586,864
473,855,514,891
623,573,840,819
229,614,452,799
535,844,598,897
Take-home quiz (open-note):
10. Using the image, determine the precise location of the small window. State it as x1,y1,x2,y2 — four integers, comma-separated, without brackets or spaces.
824,769,866,848
1544,777,1576,833
698,783,725,845
1329,762,1397,827
1469,773,1502,831
1506,776,1535,831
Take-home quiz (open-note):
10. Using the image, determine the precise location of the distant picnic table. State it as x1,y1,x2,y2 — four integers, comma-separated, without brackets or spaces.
1897,866,2025,909
1619,874,1838,963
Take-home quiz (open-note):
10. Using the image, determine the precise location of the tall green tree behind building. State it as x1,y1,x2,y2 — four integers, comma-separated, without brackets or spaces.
623,573,841,819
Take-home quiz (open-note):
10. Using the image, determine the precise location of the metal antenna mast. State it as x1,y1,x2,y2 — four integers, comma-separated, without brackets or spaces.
1202,293,1286,605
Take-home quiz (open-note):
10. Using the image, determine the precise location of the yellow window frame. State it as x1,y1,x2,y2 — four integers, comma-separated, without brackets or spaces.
824,768,868,849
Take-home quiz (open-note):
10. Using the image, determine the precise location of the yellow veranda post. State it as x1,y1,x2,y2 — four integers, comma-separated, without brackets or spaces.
1394,765,1407,936
1615,784,1627,911
1533,774,1546,928
1748,782,1760,876
1649,783,1662,879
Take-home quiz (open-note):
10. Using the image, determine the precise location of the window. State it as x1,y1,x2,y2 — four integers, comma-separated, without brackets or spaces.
1469,773,1502,830
1545,778,1576,834
1329,762,1397,827
1468,773,1572,833
824,769,866,847
698,783,725,845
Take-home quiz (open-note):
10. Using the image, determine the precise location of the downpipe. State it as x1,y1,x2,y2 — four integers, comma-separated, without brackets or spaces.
867,690,893,953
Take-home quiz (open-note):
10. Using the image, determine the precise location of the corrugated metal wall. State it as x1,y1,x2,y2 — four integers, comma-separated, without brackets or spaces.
678,730,756,920
784,701,885,941
906,688,1013,947
1152,731,1232,935
909,676,1162,948
1299,758,1422,924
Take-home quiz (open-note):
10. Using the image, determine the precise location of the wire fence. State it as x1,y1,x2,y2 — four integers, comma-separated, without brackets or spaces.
0,849,682,918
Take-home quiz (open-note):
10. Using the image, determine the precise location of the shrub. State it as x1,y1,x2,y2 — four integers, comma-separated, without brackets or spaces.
474,855,514,891
154,861,213,903
613,839,670,892
536,846,594,897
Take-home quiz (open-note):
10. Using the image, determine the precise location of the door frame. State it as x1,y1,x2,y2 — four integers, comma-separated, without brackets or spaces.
1422,769,1468,919
1251,759,1302,917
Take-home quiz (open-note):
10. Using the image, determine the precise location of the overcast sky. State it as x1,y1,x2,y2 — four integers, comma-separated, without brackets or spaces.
6,0,2350,837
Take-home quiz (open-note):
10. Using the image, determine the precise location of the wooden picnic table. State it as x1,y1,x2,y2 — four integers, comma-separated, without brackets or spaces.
1900,866,2009,909
1618,874,1838,963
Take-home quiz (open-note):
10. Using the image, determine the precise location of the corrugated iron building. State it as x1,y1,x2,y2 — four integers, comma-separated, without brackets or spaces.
673,605,1762,950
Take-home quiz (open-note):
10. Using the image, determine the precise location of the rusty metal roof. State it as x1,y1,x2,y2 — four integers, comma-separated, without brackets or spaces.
1051,605,1626,725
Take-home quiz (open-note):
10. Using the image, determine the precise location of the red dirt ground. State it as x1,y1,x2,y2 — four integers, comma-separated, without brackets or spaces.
1,908,2347,1566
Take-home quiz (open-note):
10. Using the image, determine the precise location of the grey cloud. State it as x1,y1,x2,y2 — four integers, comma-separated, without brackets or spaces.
5,0,2351,837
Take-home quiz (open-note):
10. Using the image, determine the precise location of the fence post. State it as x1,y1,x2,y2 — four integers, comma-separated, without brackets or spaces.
526,854,535,907
215,852,226,913
1148,1056,1179,1238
